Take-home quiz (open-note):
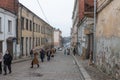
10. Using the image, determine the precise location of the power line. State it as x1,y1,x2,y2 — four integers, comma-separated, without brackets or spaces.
36,0,50,24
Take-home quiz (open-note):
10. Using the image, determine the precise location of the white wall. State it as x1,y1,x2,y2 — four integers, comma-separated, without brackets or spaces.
0,8,16,55
54,31,59,42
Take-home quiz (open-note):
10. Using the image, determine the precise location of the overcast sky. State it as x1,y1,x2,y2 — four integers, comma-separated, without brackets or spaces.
19,0,75,37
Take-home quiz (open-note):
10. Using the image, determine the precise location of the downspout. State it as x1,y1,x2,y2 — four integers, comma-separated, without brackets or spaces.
15,0,18,59
77,21,79,55
20,6,23,56
3,11,6,55
32,15,34,48
93,0,97,63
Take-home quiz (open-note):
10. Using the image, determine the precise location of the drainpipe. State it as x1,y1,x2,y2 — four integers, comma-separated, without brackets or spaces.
77,21,79,55
32,15,34,49
93,0,97,63
3,11,6,55
20,6,23,57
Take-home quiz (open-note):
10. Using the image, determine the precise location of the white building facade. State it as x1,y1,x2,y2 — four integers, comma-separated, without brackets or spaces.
0,8,17,58
53,29,62,48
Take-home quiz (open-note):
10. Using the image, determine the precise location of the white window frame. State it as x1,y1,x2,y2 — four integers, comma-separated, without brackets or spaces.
8,20,12,33
0,17,1,32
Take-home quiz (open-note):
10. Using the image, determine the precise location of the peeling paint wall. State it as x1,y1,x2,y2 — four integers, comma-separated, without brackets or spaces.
96,0,120,79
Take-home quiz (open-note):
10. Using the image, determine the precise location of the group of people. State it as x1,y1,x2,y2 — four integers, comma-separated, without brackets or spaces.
64,48,70,55
0,50,12,75
30,48,56,68
64,47,76,56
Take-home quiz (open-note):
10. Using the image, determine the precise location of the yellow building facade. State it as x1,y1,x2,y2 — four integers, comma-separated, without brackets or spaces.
17,4,53,57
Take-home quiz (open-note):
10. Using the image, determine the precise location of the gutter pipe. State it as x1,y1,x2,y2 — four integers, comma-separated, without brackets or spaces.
93,0,97,63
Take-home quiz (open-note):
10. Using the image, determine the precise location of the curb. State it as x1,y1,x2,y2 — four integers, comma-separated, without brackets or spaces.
72,55,92,80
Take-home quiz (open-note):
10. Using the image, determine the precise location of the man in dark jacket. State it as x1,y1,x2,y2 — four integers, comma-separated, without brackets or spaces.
30,49,34,59
3,50,12,75
40,49,45,62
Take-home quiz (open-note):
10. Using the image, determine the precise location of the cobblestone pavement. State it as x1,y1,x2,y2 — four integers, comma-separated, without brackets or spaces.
75,55,114,80
0,51,81,80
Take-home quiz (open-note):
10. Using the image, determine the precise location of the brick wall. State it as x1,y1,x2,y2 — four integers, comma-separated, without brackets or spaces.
0,0,18,14
78,0,94,20
79,0,85,20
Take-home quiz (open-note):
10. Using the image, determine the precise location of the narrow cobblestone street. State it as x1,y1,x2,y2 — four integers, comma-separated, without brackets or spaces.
0,51,81,80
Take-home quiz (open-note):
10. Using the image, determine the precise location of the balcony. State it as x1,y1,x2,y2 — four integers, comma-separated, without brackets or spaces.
84,0,94,17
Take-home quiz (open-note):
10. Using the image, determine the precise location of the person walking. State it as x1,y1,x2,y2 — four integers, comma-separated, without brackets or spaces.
46,49,51,61
51,48,54,57
3,50,13,75
30,51,39,68
0,52,2,74
40,49,45,62
30,49,34,59
64,48,66,55
67,48,70,55
73,47,76,56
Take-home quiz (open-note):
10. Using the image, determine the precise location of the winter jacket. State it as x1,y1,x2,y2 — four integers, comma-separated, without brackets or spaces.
3,54,12,65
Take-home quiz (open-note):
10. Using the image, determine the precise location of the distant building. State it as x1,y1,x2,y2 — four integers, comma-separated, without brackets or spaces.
53,29,62,48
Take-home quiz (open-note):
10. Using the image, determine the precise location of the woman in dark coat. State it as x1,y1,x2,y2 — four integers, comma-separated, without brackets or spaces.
3,50,12,75
73,48,76,55
31,52,39,68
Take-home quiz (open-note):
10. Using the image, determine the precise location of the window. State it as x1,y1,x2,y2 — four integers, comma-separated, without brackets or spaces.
36,38,37,46
36,24,37,32
8,20,12,33
26,19,28,30
0,17,1,32
39,25,40,33
30,20,32,31
33,23,35,32
39,38,40,46
21,17,24,30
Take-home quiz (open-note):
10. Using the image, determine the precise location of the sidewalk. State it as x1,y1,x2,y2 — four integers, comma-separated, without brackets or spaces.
12,57,31,64
72,54,114,80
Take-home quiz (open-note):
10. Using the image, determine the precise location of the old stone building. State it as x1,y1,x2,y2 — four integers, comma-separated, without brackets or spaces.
0,0,54,58
77,0,94,59
17,3,54,57
71,0,79,52
72,0,94,59
96,0,120,79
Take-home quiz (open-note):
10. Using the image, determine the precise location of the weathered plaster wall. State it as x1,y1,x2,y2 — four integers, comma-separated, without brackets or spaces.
96,0,120,79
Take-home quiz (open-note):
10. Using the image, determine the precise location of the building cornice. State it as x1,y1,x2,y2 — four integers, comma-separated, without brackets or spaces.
0,8,17,18
19,3,53,29
97,0,113,13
